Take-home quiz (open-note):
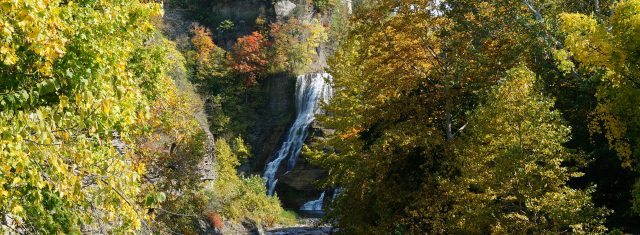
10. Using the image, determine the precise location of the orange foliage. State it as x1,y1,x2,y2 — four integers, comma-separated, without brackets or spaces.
190,23,216,62
339,127,363,139
206,211,224,230
229,32,270,86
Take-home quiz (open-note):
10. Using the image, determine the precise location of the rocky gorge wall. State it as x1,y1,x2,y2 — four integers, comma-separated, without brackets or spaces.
164,0,350,212
162,0,297,176
260,0,351,211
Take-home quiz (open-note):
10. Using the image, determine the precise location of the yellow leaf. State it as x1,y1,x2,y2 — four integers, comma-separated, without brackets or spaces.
12,177,21,185
59,95,69,109
12,205,23,214
3,53,17,65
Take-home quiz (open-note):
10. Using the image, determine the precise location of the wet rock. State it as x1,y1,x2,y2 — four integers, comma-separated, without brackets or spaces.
275,156,327,209
242,219,266,235
216,219,266,235
310,121,334,137
267,226,335,235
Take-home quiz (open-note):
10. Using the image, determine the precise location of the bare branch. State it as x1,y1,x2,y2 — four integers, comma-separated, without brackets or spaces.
522,0,583,80
452,122,469,139
523,0,543,22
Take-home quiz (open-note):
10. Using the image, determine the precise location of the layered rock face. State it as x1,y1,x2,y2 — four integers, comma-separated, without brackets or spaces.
273,119,334,210
275,153,327,210
208,0,266,49
166,0,347,212
248,73,296,174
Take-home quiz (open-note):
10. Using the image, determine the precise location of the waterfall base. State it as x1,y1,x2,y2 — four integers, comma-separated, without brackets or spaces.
300,191,325,211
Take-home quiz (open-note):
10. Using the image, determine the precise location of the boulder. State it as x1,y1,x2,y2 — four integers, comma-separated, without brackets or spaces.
275,156,327,209
275,0,296,18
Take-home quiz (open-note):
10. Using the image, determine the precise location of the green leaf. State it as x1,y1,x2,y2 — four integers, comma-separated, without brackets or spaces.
145,195,156,207
156,192,166,203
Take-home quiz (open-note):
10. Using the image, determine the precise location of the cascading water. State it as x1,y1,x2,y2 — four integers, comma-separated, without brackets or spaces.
300,191,325,211
263,73,333,196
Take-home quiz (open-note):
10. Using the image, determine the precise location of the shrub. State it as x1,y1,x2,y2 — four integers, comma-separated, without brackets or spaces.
314,0,337,12
207,212,225,230
204,138,297,226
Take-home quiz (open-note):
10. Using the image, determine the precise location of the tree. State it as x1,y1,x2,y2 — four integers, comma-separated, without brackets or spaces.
313,0,338,12
558,0,640,213
137,42,212,234
309,0,533,233
229,32,270,86
269,18,328,74
189,23,228,83
0,1,198,233
455,66,607,233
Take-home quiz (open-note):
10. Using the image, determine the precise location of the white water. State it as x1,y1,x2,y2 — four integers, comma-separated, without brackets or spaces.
263,73,333,196
300,191,325,211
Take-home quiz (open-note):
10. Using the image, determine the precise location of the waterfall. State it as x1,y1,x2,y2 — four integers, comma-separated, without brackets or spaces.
300,191,325,211
300,188,340,212
332,188,343,200
263,73,333,196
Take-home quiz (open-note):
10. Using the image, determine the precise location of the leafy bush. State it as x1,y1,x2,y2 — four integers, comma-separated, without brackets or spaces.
205,138,297,226
313,0,337,12
206,212,225,230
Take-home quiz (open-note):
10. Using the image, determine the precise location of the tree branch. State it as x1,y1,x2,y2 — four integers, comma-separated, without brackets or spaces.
451,121,468,139
522,0,583,80
99,178,151,233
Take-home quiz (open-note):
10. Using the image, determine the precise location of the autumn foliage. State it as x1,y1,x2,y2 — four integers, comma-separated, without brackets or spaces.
307,0,617,233
229,32,270,86
189,24,228,81
191,24,216,63
207,212,224,230
269,18,327,73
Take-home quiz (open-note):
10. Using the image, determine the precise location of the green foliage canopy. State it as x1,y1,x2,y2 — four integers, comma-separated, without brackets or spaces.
0,0,188,233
